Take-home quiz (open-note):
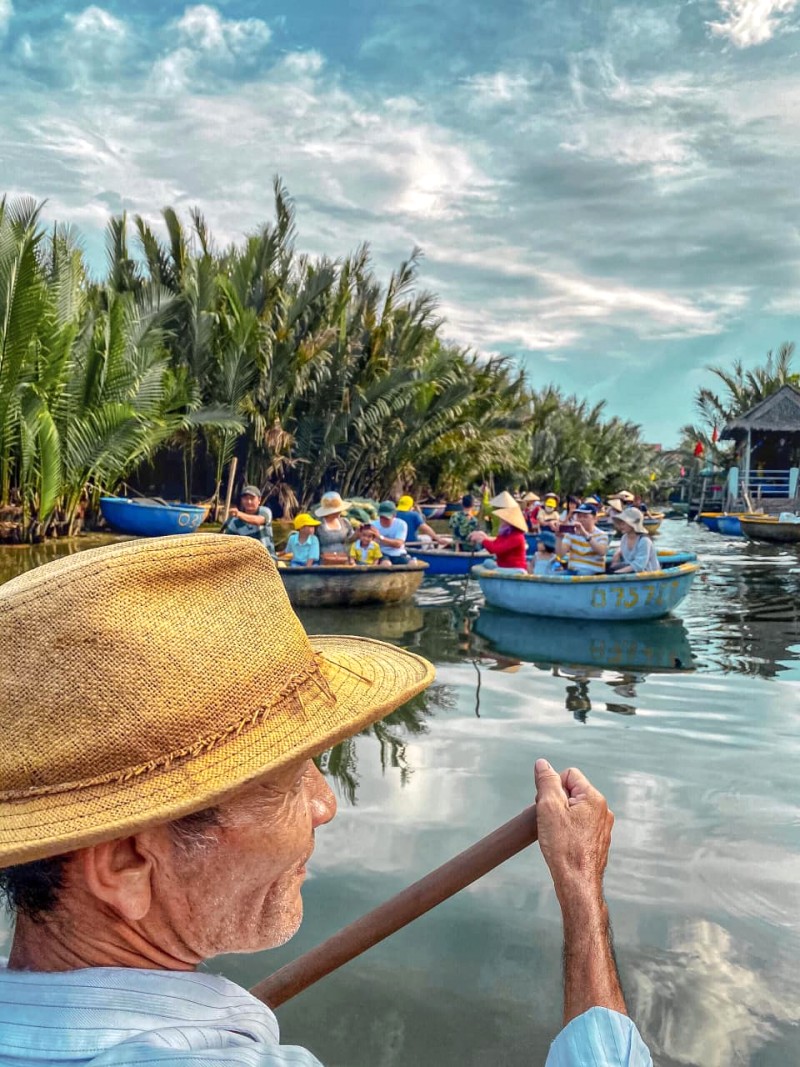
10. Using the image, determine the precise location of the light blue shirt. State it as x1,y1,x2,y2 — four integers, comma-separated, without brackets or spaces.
370,517,408,557
285,531,320,566
0,964,652,1066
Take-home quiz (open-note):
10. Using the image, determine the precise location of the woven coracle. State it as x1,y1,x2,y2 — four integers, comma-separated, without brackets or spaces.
0,534,434,866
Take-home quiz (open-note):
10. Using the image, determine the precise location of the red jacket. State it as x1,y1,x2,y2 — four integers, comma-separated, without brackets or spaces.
483,529,527,570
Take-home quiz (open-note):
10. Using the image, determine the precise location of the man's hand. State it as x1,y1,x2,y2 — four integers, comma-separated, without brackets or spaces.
228,508,239,519
534,759,613,904
534,759,626,1025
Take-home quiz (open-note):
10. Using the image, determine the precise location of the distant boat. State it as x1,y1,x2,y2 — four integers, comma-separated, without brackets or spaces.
717,515,744,537
699,512,722,533
280,562,427,607
473,563,698,620
420,504,446,520
100,496,208,537
405,545,490,575
740,515,800,544
474,609,694,672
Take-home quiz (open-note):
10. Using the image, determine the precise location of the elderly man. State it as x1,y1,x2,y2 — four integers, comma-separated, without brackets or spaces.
221,483,276,556
0,536,650,1066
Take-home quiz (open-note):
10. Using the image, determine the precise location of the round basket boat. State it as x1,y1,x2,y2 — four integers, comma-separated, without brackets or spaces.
280,562,428,607
100,496,209,537
740,515,800,544
406,545,490,575
472,563,698,621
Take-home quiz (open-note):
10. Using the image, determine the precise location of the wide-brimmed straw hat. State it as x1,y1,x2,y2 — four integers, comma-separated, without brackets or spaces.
493,506,528,533
618,506,647,534
315,492,351,518
0,535,434,867
617,490,635,503
489,490,517,509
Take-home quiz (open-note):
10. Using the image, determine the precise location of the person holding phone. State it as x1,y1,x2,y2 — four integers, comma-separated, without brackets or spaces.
558,502,609,576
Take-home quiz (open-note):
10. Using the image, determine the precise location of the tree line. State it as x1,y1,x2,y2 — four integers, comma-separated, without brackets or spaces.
0,186,669,541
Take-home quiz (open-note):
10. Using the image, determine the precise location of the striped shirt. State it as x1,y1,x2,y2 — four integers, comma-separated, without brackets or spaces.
0,964,651,1066
562,526,609,575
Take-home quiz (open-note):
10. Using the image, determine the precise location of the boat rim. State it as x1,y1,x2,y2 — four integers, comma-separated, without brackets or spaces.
472,562,699,584
280,562,428,574
100,496,208,513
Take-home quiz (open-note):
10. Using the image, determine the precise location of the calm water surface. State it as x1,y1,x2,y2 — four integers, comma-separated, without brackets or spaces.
1,522,799,1066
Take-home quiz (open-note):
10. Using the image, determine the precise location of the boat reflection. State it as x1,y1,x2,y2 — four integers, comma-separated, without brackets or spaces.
472,607,695,673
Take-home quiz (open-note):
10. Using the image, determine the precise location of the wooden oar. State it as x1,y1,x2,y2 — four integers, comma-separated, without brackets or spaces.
250,805,538,1009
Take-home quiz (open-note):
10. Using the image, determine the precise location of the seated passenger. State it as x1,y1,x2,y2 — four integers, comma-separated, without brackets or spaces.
284,513,321,567
609,508,661,573
396,495,448,546
537,494,562,532
314,492,357,563
521,492,540,530
557,503,609,575
560,495,581,523
371,501,411,564
532,530,565,575
468,506,528,571
350,523,389,566
221,484,276,556
449,494,480,550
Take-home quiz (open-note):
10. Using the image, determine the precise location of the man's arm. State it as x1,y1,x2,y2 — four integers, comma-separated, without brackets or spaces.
534,760,626,1025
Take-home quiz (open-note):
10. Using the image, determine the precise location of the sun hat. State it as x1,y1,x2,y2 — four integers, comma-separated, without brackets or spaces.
617,490,635,503
619,506,647,534
241,485,262,498
606,497,623,513
378,500,397,516
493,506,528,533
489,490,517,509
0,535,434,867
576,503,597,515
538,530,557,550
315,492,351,518
293,513,320,531
397,495,415,512
522,492,540,503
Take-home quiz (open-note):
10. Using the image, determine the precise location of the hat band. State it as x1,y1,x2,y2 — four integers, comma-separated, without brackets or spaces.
0,657,337,802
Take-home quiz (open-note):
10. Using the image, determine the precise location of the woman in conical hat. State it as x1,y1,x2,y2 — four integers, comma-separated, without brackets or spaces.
469,505,528,571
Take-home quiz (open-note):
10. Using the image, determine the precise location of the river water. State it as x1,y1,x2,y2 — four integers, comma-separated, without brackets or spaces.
1,521,799,1066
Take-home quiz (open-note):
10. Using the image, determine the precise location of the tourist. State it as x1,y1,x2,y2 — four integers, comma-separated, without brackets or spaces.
532,529,565,575
284,513,321,567
0,536,652,1067
396,495,447,545
371,500,411,564
522,492,540,530
538,494,562,532
221,484,276,556
468,505,528,571
560,495,581,523
350,523,388,566
609,508,661,573
449,493,480,550
314,491,356,564
558,502,609,575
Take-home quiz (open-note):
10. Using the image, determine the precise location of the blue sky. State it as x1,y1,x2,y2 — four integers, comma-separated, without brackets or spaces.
3,0,800,444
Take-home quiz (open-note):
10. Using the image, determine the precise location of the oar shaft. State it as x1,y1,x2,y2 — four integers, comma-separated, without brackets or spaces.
250,805,538,1009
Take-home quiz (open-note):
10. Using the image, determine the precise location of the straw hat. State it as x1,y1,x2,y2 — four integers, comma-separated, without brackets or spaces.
489,490,517,509
0,535,434,867
618,506,647,534
617,490,635,503
293,513,320,530
493,506,528,533
315,492,351,518
606,497,623,514
522,492,540,503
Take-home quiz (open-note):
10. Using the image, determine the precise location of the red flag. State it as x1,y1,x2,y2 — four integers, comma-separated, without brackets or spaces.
711,426,719,443
693,441,704,458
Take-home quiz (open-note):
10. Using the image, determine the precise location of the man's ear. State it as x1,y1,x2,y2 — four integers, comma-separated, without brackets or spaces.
79,833,158,922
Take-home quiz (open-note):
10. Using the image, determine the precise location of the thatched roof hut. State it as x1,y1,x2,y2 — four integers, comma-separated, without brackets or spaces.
720,384,800,440
720,385,800,508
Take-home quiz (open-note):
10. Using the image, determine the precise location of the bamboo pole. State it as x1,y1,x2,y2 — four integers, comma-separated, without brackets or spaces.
222,458,238,524
250,805,538,1009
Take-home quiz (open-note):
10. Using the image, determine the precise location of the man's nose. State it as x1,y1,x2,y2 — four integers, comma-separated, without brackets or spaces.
308,763,337,827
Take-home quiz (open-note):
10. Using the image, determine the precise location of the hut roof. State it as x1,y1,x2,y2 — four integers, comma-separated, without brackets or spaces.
720,384,800,440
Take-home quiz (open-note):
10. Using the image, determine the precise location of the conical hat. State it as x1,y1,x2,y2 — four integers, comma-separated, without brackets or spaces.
493,506,528,533
489,491,517,509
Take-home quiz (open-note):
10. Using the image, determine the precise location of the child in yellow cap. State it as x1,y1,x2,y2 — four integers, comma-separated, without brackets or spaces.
285,513,321,567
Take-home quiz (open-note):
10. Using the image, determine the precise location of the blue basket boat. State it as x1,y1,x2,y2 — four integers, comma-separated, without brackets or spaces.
474,609,694,672
100,497,209,537
716,515,743,537
420,504,446,520
472,563,698,621
406,545,491,575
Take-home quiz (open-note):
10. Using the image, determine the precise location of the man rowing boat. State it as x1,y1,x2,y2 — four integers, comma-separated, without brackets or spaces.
0,535,651,1066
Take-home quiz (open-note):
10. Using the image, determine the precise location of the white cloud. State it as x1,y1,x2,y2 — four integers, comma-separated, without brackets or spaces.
708,0,799,48
65,5,126,39
152,5,272,91
0,0,12,39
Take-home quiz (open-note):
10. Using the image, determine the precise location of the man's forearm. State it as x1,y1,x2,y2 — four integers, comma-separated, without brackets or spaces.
561,887,627,1026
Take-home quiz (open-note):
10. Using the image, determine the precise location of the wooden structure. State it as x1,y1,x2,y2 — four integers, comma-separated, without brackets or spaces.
721,385,800,513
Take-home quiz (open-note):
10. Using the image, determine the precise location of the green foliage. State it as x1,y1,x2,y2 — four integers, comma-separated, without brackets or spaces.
0,186,665,540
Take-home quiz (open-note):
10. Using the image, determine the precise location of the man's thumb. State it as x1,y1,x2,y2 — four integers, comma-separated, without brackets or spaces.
534,758,563,799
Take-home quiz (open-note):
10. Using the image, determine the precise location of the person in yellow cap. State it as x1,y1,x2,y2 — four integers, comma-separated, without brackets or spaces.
537,493,561,533
284,513,321,567
395,495,447,545
0,536,652,1067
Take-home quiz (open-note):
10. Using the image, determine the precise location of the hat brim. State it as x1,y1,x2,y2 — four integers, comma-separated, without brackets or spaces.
0,636,433,867
314,502,351,517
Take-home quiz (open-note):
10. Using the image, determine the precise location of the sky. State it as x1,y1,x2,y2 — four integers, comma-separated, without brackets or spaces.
2,1,800,445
